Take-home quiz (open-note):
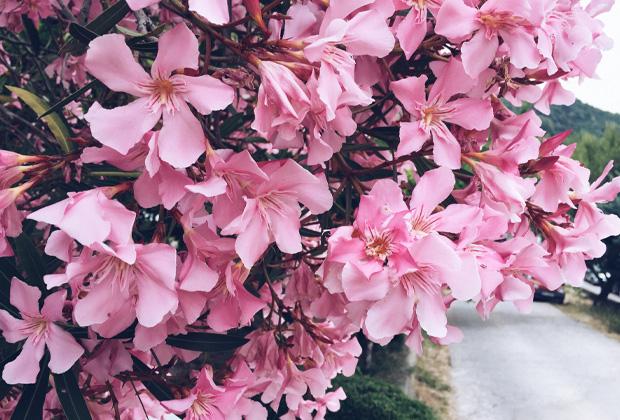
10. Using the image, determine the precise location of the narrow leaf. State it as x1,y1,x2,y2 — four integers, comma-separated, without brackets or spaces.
131,356,174,401
11,234,46,287
6,86,73,153
53,369,93,420
166,332,248,352
61,0,130,55
11,353,50,420
68,22,99,44
39,80,99,119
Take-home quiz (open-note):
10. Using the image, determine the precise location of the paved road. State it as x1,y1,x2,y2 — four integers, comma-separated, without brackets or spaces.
448,302,620,420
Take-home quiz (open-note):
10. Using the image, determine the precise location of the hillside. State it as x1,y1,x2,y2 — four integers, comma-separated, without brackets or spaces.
543,100,620,136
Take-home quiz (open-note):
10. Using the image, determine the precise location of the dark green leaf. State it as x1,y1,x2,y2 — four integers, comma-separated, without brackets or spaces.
128,41,158,52
166,332,248,352
61,0,130,55
131,356,174,401
11,234,46,287
39,80,100,119
11,353,50,420
53,368,92,420
300,227,322,238
220,112,248,138
0,346,20,400
68,23,99,44
21,16,40,54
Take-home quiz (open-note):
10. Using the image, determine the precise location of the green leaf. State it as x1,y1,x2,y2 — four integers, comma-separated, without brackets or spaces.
220,112,248,138
11,353,50,420
166,332,248,352
11,234,46,287
61,0,130,55
39,80,100,119
131,356,174,401
68,22,99,44
0,346,20,400
6,86,73,153
53,369,93,420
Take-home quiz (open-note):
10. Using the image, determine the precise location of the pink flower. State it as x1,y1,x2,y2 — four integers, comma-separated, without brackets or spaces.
221,159,332,268
162,365,247,420
28,188,136,261
205,262,266,332
435,0,540,77
251,61,311,147
0,279,84,384
84,23,234,168
49,243,178,338
391,58,493,168
395,0,442,59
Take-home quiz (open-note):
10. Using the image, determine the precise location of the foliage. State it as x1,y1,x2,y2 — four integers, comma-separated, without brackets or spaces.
329,375,436,420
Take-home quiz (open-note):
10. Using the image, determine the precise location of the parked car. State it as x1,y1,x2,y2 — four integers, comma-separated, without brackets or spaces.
534,285,565,304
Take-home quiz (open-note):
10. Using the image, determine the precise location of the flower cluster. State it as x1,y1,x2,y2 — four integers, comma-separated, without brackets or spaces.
0,0,617,418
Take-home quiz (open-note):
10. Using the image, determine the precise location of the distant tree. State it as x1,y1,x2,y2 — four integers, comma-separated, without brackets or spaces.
574,125,620,304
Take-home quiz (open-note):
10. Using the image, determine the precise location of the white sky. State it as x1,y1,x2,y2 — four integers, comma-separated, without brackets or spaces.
566,7,620,113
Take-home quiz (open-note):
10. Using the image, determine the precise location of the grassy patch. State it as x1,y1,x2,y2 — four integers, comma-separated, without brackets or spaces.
410,341,454,420
560,286,620,339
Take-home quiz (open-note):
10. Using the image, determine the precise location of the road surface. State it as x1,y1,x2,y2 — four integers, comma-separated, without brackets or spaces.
448,302,620,420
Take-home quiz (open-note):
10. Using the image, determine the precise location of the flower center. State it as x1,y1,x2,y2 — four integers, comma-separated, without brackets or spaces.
20,316,49,341
191,392,215,416
138,76,187,115
477,11,531,37
364,229,394,261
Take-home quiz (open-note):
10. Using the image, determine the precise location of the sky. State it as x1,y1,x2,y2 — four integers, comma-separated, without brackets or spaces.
566,7,620,113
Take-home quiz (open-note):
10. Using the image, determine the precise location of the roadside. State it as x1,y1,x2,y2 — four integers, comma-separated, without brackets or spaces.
558,285,620,341
408,341,454,420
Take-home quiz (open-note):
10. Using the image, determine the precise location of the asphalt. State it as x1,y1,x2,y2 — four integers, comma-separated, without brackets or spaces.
448,301,620,420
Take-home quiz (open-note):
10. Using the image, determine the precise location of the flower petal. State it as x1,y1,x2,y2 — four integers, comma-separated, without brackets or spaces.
85,99,160,155
85,34,151,96
152,23,199,78
158,102,205,168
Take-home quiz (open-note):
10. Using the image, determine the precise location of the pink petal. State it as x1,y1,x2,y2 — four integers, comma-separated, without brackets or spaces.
136,243,177,290
390,75,427,114
461,31,498,78
179,74,234,115
431,123,462,169
10,278,40,317
415,289,448,337
186,176,228,198
410,167,455,217
341,264,390,302
396,10,427,60
232,209,270,268
85,99,160,155
434,0,478,40
3,336,45,384
44,230,73,263
158,102,205,168
152,24,199,78
396,122,430,157
365,286,413,340
85,34,150,96
162,395,197,414
41,290,66,322
188,0,229,24
0,310,27,343
444,98,493,130
126,0,159,10
268,206,302,255
179,258,219,293
342,10,395,58
46,324,84,373
135,275,177,328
